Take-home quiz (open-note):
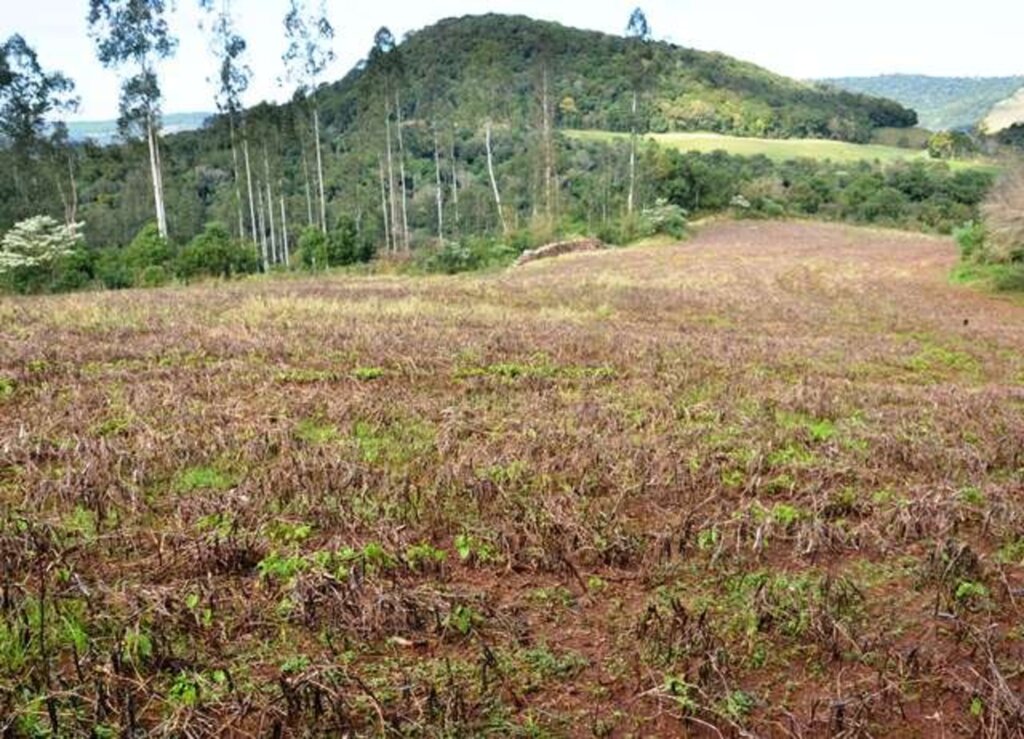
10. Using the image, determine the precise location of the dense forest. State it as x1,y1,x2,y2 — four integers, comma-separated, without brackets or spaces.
822,74,1024,132
0,5,994,295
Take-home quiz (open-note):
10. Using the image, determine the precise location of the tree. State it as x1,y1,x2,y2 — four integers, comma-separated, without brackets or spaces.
87,0,177,240
122,221,172,277
625,7,653,216
283,0,335,235
0,35,78,222
367,27,409,252
0,215,82,276
927,131,975,160
177,221,258,279
199,0,254,247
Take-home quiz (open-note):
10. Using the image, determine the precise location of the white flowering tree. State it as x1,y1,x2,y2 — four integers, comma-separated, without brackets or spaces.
0,215,83,275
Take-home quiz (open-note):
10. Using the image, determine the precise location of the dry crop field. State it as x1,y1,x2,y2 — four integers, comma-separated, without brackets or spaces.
1,221,1023,737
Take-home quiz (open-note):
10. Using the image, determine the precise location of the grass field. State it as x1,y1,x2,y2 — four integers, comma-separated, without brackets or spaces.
2,221,1024,736
568,129,994,169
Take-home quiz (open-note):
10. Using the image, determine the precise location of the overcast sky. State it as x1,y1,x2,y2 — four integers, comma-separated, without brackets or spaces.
3,0,1023,121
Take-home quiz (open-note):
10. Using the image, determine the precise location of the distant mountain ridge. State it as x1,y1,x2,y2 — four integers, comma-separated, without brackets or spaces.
64,112,211,144
820,75,1024,132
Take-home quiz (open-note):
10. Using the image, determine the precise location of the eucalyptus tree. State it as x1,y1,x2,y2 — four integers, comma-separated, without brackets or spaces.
0,35,78,224
282,0,335,234
88,0,177,240
367,27,404,252
470,39,510,236
625,7,652,216
198,0,254,246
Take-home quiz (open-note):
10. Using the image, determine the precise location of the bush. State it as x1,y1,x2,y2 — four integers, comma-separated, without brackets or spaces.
297,227,328,270
641,199,688,238
954,222,986,261
419,237,516,274
139,264,170,288
95,248,133,290
122,224,173,279
980,169,1024,263
177,223,258,281
994,266,1024,292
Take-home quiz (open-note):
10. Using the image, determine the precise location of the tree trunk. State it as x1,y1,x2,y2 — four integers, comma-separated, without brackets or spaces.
243,134,258,246
384,106,398,254
147,116,168,239
67,153,78,229
280,192,290,267
313,107,327,234
542,66,555,224
450,126,459,235
627,91,637,216
485,120,508,236
301,148,314,228
154,124,168,237
433,126,444,243
263,147,277,263
378,156,391,254
395,91,411,251
229,117,245,241
256,184,269,271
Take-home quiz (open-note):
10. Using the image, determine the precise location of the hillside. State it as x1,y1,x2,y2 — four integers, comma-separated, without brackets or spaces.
4,220,1023,734
821,74,1024,131
983,88,1024,133
0,14,943,255
319,15,916,144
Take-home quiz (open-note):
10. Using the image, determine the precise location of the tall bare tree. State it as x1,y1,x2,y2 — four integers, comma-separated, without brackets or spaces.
198,0,253,245
283,0,334,235
625,7,652,217
88,0,176,239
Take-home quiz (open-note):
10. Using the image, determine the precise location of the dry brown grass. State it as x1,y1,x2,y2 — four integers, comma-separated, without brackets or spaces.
1,221,1023,737
982,167,1024,262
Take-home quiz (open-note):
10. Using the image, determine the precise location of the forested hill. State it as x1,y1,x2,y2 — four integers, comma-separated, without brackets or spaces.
318,14,916,143
0,12,927,262
820,75,1024,132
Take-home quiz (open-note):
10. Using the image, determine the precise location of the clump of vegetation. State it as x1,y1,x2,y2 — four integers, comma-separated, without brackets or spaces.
953,168,1024,292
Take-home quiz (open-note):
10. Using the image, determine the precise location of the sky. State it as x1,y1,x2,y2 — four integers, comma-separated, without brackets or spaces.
3,0,1023,121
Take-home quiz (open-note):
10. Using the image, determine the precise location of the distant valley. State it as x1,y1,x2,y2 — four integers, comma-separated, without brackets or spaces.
64,111,211,144
821,74,1024,131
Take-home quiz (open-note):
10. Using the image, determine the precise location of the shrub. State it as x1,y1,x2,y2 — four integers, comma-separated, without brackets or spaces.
420,237,516,274
954,221,987,261
0,216,83,293
994,266,1024,292
122,223,173,278
177,223,258,281
139,264,170,288
297,227,329,270
980,169,1024,263
641,199,688,237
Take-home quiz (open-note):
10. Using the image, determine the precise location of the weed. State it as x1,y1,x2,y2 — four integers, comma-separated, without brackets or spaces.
406,542,448,571
295,417,340,444
353,366,386,381
454,533,499,565
174,465,235,492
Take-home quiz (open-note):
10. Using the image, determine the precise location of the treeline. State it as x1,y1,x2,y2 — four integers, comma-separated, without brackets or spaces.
2,133,995,292
0,7,921,252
